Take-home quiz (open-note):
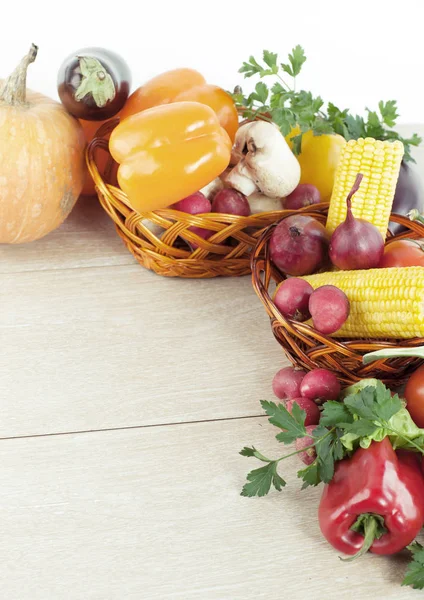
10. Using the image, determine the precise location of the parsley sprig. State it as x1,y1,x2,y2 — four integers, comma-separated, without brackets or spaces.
241,381,424,498
234,46,421,161
403,543,424,589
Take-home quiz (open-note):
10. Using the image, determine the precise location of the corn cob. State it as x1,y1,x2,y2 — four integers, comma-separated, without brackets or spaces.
326,137,404,239
302,266,424,339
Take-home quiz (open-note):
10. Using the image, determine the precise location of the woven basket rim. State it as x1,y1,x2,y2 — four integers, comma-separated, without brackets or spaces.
85,120,330,277
250,208,424,386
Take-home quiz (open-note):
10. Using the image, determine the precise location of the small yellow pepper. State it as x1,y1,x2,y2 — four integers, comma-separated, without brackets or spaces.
109,101,232,213
286,128,346,201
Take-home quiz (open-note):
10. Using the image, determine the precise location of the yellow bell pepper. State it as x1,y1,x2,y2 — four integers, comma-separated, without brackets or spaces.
109,101,232,213
286,128,346,201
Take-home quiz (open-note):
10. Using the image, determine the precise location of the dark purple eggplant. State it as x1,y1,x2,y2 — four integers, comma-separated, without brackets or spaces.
57,47,131,121
389,161,424,234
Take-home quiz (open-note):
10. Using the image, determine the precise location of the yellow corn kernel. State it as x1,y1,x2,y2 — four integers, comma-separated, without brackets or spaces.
326,137,404,239
302,266,424,339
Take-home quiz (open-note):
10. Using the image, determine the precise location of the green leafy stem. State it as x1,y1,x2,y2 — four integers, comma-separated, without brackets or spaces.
234,45,422,161
241,381,424,498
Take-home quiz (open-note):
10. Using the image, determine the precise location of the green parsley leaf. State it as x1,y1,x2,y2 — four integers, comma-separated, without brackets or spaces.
344,114,366,139
403,543,424,589
291,134,303,155
341,419,379,437
321,401,354,426
271,107,296,136
379,100,399,127
282,44,306,78
239,56,263,77
253,82,268,104
316,435,335,483
344,381,402,423
263,50,278,72
260,400,306,444
241,462,286,497
239,446,272,462
298,461,320,489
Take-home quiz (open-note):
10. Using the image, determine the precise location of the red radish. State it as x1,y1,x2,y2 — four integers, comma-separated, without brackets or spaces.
295,425,318,465
309,285,350,335
274,278,313,321
211,188,251,216
269,215,329,276
300,369,341,404
286,397,320,426
284,184,321,210
329,173,385,270
172,192,212,250
172,191,211,214
272,367,306,400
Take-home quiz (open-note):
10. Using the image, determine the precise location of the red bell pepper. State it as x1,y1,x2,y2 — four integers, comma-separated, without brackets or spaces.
318,438,424,559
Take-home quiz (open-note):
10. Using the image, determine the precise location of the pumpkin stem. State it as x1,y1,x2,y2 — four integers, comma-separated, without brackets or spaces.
0,44,38,106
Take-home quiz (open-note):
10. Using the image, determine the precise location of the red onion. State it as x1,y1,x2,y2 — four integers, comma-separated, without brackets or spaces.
329,173,385,270
270,215,330,276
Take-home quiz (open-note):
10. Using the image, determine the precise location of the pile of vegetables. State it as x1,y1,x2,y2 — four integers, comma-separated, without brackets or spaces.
3,37,424,592
242,366,424,588
2,42,423,250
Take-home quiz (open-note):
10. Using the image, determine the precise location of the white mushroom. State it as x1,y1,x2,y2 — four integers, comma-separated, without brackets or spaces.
225,121,301,198
141,218,165,239
200,176,224,201
247,192,284,214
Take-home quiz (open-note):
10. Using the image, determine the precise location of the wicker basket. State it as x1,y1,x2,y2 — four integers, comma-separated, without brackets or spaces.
251,206,424,388
86,119,302,278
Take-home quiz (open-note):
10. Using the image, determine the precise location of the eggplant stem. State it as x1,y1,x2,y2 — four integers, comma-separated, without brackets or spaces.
363,346,424,365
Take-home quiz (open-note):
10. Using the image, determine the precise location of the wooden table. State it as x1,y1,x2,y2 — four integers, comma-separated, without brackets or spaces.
1,126,423,599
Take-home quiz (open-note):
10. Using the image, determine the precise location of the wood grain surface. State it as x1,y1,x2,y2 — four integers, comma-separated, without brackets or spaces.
0,418,420,600
0,125,423,599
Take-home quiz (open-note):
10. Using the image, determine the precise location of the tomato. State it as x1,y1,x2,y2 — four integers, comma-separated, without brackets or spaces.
405,365,424,427
379,239,424,268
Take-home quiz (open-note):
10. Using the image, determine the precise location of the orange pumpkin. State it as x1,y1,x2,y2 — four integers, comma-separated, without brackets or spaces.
0,45,85,243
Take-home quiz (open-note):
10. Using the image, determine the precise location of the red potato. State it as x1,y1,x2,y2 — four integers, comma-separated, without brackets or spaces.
274,278,313,321
300,369,341,404
309,285,350,335
295,425,318,465
286,397,320,426
211,188,251,216
272,367,306,400
283,184,321,210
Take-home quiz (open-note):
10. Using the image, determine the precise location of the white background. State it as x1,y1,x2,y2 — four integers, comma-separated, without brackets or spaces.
1,0,424,124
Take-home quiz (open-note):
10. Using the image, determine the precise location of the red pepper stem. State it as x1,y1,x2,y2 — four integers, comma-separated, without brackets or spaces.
363,346,424,365
340,513,387,562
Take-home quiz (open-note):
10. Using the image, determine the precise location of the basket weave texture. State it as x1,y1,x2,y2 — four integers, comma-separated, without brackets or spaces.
86,119,296,278
251,206,424,388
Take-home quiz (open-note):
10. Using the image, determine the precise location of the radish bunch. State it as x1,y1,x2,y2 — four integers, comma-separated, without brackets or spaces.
272,366,341,465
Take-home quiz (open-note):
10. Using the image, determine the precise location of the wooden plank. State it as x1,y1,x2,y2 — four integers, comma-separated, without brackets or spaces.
0,418,418,599
0,196,134,273
0,266,284,437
